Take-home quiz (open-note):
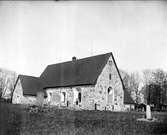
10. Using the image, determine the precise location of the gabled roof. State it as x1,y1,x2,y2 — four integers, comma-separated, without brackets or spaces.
40,52,112,88
17,75,45,96
13,52,133,105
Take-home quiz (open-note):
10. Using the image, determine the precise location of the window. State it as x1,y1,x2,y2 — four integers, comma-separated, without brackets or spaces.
107,87,113,104
108,87,112,94
109,74,111,80
78,92,81,103
109,60,112,66
114,97,117,101
74,87,81,105
76,100,78,105
62,92,66,102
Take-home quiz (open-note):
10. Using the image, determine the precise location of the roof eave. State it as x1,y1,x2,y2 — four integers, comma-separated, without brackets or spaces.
124,101,135,105
43,83,95,89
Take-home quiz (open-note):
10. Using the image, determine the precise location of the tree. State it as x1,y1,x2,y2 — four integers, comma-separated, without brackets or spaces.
0,71,6,98
142,69,167,110
129,72,142,104
152,69,167,107
119,69,131,90
0,69,17,100
120,69,143,104
143,69,154,85
142,69,154,104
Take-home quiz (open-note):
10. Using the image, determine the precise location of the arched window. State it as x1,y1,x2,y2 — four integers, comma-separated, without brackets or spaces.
74,87,82,105
108,87,112,95
107,87,113,104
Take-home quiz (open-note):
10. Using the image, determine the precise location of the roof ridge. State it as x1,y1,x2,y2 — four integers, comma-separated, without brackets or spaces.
47,52,112,67
40,52,112,88
19,74,39,78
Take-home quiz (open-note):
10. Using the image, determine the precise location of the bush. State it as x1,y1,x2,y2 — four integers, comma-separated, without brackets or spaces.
36,92,44,107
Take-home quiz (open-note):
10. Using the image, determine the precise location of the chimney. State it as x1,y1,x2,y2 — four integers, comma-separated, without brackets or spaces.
72,56,77,62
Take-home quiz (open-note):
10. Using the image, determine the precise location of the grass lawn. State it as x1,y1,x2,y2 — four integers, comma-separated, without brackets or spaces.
0,102,167,135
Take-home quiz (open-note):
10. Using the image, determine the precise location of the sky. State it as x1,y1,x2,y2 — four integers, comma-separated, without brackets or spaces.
0,1,167,76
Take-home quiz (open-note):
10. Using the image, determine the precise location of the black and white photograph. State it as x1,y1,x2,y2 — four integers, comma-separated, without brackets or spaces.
0,0,167,135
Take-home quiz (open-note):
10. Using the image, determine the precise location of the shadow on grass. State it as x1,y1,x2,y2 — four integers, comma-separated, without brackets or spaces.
1,103,167,135
0,103,21,135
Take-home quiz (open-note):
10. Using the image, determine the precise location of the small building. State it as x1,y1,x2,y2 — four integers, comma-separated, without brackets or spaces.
12,75,47,105
123,89,135,111
12,52,134,111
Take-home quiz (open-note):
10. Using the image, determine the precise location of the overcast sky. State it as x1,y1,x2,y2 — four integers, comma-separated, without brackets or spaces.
0,1,167,76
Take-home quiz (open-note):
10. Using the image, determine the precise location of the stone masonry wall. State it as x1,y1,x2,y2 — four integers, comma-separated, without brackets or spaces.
45,85,95,110
12,55,124,111
45,56,124,111
94,56,124,111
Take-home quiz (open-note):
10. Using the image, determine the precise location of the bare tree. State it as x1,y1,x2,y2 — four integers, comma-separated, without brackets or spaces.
120,69,143,103
119,69,131,90
142,69,167,110
0,69,17,100
0,71,6,98
129,72,142,104
143,69,154,85
152,69,167,107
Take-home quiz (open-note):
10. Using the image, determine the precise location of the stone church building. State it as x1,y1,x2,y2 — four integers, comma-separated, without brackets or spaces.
12,52,134,111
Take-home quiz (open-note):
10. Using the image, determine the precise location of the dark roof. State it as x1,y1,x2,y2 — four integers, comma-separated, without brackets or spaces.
40,53,112,88
18,75,46,96
13,52,133,104
124,89,135,104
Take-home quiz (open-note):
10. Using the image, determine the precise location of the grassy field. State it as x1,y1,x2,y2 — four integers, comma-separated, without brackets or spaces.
0,102,167,135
